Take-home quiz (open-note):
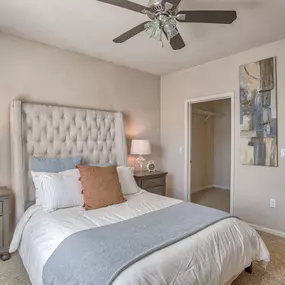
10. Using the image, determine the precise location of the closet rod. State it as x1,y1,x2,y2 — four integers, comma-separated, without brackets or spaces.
192,108,224,117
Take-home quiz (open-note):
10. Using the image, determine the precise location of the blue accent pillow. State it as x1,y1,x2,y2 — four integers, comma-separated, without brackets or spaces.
31,157,82,173
88,161,117,167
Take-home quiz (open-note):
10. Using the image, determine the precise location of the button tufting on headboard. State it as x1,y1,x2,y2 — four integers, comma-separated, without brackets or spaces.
10,101,128,222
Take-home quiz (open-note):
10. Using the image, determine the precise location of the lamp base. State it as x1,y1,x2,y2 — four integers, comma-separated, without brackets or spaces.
135,156,145,172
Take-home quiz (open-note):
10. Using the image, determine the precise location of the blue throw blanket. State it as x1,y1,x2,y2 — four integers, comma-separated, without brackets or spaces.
43,202,232,285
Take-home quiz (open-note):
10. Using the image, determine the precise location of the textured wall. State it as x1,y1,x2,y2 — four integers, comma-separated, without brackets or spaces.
213,99,231,190
161,39,285,232
0,33,161,187
191,102,214,192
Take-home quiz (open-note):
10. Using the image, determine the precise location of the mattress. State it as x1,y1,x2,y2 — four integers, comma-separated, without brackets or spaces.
10,190,270,285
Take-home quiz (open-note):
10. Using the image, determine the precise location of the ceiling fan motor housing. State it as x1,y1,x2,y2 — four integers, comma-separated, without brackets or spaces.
147,0,166,13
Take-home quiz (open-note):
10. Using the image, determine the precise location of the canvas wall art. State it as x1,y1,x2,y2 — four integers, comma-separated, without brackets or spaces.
239,57,278,167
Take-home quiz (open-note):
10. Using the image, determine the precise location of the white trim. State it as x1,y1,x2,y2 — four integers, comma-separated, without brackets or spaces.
249,223,285,238
184,92,235,214
184,98,190,201
192,184,231,193
213,185,230,191
192,185,214,193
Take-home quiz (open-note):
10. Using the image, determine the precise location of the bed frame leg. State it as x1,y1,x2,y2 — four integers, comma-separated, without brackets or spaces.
0,252,11,261
245,263,253,274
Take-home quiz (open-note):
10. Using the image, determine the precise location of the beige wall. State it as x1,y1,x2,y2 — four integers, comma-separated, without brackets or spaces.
161,39,285,232
213,99,231,189
191,102,214,192
0,33,161,187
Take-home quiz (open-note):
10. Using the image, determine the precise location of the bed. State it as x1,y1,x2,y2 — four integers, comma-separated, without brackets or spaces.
9,101,269,285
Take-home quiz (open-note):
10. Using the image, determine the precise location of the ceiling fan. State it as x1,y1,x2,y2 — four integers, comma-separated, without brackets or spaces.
96,0,237,50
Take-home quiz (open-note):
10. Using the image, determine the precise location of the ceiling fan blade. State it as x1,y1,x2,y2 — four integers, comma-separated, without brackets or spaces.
113,21,150,43
167,31,186,50
163,0,182,10
96,0,150,14
176,10,237,24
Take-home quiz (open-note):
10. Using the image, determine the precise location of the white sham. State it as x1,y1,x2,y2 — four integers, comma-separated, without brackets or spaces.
117,166,139,195
31,169,83,212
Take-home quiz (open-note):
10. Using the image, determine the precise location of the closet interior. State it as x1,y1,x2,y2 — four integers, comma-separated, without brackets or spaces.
190,98,231,212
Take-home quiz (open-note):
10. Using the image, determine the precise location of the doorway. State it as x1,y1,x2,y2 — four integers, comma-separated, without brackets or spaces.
184,93,235,214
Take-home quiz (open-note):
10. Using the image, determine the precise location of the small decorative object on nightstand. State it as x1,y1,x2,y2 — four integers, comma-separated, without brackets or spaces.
0,187,12,261
146,160,156,172
134,171,167,196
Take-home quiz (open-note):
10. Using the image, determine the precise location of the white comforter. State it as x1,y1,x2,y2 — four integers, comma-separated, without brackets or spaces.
10,190,269,285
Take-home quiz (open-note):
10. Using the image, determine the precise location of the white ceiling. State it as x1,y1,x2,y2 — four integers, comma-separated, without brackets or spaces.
0,0,285,75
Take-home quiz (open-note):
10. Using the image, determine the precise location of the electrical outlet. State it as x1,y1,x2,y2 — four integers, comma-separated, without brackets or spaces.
270,198,276,208
281,148,285,158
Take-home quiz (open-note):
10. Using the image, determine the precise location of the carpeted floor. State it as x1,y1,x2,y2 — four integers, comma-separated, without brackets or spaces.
0,231,284,285
192,187,231,212
0,252,30,285
232,231,285,285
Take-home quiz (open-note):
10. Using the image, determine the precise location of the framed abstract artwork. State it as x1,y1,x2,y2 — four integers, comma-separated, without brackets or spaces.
239,57,278,167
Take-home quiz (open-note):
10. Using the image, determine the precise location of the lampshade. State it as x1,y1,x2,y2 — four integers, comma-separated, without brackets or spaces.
130,140,151,155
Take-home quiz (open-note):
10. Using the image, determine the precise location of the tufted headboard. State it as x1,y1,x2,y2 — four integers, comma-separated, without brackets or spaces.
10,101,128,222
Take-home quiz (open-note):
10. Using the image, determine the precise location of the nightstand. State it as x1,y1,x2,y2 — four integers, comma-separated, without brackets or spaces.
134,171,168,196
0,187,12,261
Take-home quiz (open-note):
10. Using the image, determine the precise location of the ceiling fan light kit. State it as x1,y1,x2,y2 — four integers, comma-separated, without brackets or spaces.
145,16,178,47
98,0,237,50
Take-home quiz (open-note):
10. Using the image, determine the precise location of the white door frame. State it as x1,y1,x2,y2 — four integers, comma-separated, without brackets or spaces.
184,92,235,214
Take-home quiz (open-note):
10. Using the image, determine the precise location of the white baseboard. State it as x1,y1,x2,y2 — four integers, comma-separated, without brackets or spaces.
192,184,231,193
213,184,230,190
192,185,213,193
249,223,285,238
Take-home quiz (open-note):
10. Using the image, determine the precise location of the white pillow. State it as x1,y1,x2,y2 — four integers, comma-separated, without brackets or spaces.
117,166,139,195
31,169,83,212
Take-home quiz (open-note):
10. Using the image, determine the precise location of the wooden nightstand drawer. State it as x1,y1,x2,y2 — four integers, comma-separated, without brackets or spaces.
134,171,167,197
142,177,165,189
147,186,165,196
0,187,12,260
0,216,3,248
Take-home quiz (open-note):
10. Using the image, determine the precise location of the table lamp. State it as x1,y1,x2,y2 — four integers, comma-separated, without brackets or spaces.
130,140,151,171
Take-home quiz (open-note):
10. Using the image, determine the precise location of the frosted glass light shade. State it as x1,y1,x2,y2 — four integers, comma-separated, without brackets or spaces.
130,140,151,155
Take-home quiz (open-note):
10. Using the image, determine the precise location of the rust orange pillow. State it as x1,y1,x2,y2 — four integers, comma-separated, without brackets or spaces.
77,165,126,210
